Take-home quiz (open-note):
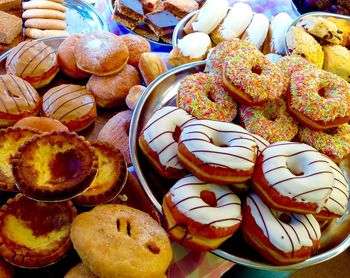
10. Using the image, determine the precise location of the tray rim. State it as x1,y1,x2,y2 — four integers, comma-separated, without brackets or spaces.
129,60,350,270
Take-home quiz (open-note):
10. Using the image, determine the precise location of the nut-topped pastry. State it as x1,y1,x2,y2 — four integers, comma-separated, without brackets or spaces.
5,40,59,89
12,131,98,201
0,74,41,127
0,194,77,268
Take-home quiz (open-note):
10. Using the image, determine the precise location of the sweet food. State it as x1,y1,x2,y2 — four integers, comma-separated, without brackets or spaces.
116,0,145,22
65,262,97,278
0,11,21,44
323,44,350,82
145,10,179,36
138,52,167,85
241,13,270,50
126,85,146,110
163,0,198,18
13,116,69,133
121,34,151,68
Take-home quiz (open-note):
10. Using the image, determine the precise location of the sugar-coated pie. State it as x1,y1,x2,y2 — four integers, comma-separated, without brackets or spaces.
0,127,41,192
12,131,98,201
73,141,128,206
0,194,77,268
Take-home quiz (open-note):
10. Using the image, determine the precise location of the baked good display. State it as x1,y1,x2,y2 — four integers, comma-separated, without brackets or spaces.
13,116,69,133
323,44,350,82
145,10,179,37
74,31,129,76
57,34,90,79
70,204,172,278
163,175,242,251
0,127,40,192
120,34,151,68
42,84,97,132
138,52,167,85
126,84,146,110
5,40,59,88
0,74,41,127
0,193,77,268
86,64,141,108
241,13,270,50
11,131,98,200
73,141,127,206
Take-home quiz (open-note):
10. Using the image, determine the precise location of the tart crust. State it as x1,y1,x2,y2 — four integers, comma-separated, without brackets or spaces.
12,131,98,201
73,141,128,206
0,194,77,268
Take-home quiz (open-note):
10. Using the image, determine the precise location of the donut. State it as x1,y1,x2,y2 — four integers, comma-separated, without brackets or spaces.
13,116,69,132
239,99,298,143
288,69,350,130
86,64,141,108
177,72,237,122
241,13,270,50
57,34,90,79
162,175,242,251
120,34,151,68
250,133,270,156
222,52,285,105
297,124,350,163
138,52,168,86
252,141,334,214
242,192,321,265
74,31,129,76
178,119,258,186
98,110,133,166
139,106,193,179
126,85,146,110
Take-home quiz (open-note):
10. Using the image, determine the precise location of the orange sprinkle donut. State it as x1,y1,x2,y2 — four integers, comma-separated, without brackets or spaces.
297,124,350,163
177,73,237,122
288,69,350,130
240,99,298,143
222,53,285,105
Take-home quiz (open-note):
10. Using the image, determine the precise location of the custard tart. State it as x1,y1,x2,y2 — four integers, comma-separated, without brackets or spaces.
0,127,41,192
12,131,98,201
0,194,77,268
73,141,127,206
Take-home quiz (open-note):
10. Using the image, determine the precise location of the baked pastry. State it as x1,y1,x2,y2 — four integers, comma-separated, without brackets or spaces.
65,262,97,278
134,22,159,41
0,127,40,192
0,257,14,278
138,52,167,85
42,84,97,132
73,141,128,206
168,32,211,67
0,74,41,127
120,34,151,68
5,40,59,88
0,11,22,44
116,0,145,22
113,5,139,30
13,116,69,133
58,34,90,79
163,0,199,18
241,13,270,50
323,44,350,82
12,131,98,201
145,10,179,37
126,85,146,110
74,31,129,76
327,17,350,47
70,204,172,278
86,64,141,108
0,193,77,268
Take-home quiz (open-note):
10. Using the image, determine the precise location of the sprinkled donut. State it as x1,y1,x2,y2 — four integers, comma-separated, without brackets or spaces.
288,69,350,130
162,175,242,251
242,192,321,265
240,99,298,143
252,141,334,214
177,73,237,122
139,106,193,179
178,119,257,187
297,124,350,163
222,52,285,105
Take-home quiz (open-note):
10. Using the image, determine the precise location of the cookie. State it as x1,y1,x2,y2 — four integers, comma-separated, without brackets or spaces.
24,18,67,30
22,9,66,20
22,1,67,12
25,28,69,39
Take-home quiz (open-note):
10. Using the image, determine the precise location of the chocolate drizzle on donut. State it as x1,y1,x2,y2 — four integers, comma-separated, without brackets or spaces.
59,102,95,121
0,75,20,113
142,107,181,134
10,75,30,108
271,172,333,188
20,45,51,77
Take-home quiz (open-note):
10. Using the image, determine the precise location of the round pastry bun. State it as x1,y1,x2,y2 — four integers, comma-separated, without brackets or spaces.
74,31,129,76
121,34,151,68
126,85,146,110
14,116,69,133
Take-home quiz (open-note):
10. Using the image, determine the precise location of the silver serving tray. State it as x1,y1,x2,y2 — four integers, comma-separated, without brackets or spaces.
129,60,350,270
284,11,350,55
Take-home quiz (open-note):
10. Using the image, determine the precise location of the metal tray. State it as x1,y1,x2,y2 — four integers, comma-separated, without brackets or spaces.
129,60,350,270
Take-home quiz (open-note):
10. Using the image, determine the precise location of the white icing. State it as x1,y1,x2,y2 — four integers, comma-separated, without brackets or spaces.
180,120,257,171
178,32,211,59
250,133,270,156
219,2,253,40
142,106,193,170
170,175,241,228
261,142,334,210
192,0,229,34
246,192,321,253
270,12,293,55
243,13,269,49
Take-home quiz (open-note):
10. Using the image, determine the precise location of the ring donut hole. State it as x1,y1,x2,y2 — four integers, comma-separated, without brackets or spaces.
172,126,182,142
286,158,304,176
262,106,278,122
200,190,217,207
251,65,263,76
206,85,219,103
324,127,339,135
277,212,292,224
210,136,230,148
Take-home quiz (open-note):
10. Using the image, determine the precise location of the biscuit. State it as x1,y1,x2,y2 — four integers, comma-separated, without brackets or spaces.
22,9,66,20
24,18,67,30
22,1,67,12
25,28,68,39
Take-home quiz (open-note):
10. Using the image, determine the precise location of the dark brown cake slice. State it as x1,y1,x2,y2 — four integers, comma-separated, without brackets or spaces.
116,0,145,22
134,22,159,41
145,10,179,36
113,4,138,30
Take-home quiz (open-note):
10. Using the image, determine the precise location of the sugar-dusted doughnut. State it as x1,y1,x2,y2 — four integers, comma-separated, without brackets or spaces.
242,192,321,265
240,99,298,143
252,141,334,214
139,106,193,179
177,72,237,122
120,34,150,68
163,175,242,251
178,119,257,186
288,69,350,130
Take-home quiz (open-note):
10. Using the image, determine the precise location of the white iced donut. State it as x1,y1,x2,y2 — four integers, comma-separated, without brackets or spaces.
242,13,269,50
177,32,211,59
